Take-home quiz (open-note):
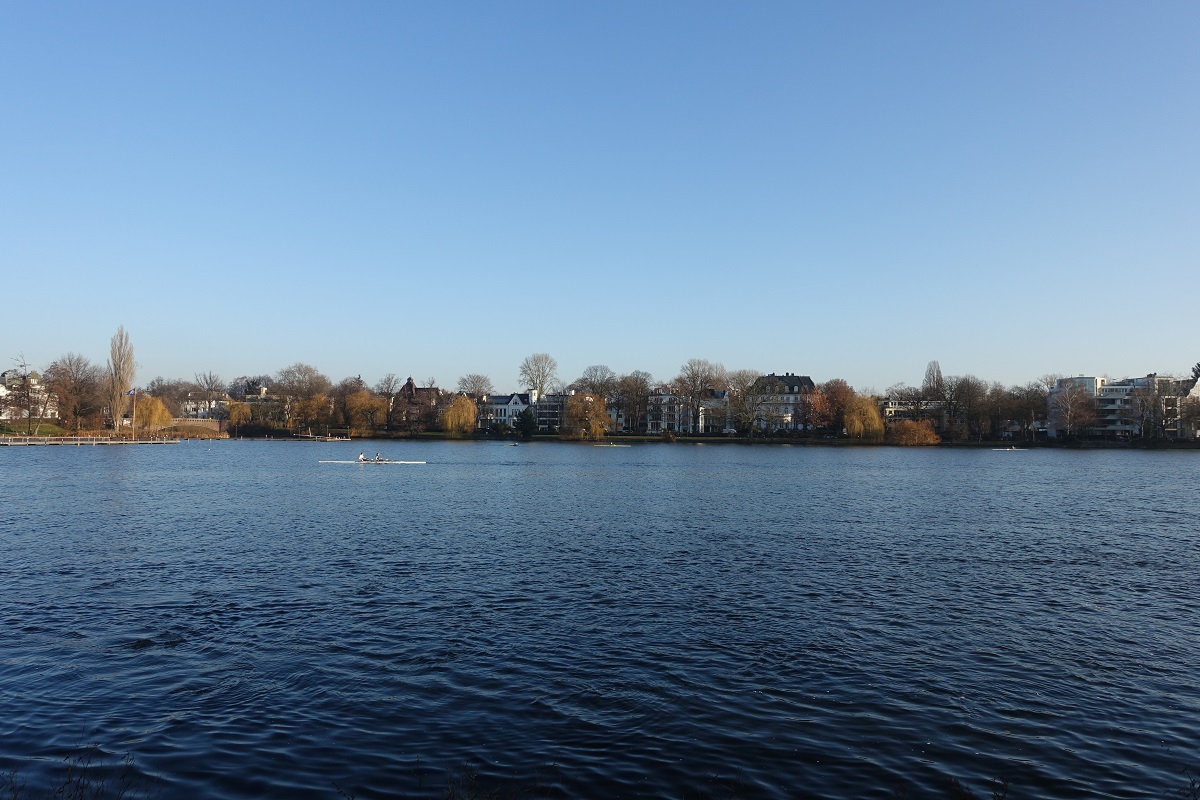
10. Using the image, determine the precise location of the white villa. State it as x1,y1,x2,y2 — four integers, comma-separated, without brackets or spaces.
0,369,58,422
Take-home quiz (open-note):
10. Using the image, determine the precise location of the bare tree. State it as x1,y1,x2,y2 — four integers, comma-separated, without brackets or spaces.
374,373,402,430
1038,373,1065,392
1011,381,1048,442
519,353,558,401
146,377,193,417
457,373,495,399
922,360,945,401
723,370,756,435
421,377,443,430
1049,382,1097,438
1126,375,1184,440
276,363,331,399
106,325,135,435
673,358,726,434
374,373,400,396
573,365,617,399
950,374,988,440
726,369,785,436
886,382,923,403
45,353,105,432
194,371,226,417
5,354,56,434
985,381,1014,440
275,363,331,427
917,361,953,432
614,370,653,433
227,375,272,401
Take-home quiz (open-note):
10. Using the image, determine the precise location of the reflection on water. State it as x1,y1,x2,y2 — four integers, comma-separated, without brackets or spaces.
2,442,1198,798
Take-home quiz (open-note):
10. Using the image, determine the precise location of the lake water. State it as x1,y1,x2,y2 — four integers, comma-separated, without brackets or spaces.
1,441,1198,798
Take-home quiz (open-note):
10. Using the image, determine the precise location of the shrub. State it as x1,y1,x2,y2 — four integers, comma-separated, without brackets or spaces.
887,419,941,446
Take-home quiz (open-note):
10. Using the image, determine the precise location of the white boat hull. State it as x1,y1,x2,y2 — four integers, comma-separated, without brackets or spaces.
318,460,426,465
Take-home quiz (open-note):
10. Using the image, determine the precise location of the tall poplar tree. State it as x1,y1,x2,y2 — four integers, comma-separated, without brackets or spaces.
922,360,945,401
106,325,135,436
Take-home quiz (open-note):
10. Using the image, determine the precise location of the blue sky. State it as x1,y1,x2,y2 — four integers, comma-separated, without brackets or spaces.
3,2,1197,393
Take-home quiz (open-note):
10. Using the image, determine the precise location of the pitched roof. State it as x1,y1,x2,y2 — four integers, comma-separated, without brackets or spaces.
763,373,815,393
485,393,532,406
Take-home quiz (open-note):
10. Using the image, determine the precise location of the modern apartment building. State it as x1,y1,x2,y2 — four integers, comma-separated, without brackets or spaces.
1050,374,1196,439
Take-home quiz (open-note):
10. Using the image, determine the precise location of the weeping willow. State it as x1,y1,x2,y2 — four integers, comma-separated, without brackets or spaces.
844,395,885,441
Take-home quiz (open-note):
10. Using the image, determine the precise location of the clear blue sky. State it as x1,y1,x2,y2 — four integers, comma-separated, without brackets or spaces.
3,2,1197,393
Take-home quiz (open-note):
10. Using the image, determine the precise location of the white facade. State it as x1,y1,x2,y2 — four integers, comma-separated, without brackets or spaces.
181,392,229,419
481,393,533,430
0,370,58,421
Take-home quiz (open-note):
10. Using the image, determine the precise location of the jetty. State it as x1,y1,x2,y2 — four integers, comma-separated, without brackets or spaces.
0,436,181,446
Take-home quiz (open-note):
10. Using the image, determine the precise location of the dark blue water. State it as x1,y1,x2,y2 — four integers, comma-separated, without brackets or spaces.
2,442,1197,798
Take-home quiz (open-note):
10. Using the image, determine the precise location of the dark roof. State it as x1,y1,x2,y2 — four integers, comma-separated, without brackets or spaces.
487,393,532,406
763,373,815,393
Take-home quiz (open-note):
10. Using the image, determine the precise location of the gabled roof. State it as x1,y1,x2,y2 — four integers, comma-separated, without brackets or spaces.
486,393,532,406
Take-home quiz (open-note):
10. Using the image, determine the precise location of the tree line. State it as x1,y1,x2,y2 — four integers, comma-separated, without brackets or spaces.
4,326,138,436
890,360,1200,442
9,329,1200,442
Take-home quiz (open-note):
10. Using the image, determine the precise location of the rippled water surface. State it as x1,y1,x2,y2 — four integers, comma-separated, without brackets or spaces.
2,441,1198,798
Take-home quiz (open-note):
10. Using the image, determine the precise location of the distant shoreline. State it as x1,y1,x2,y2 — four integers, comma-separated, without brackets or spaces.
6,431,1197,450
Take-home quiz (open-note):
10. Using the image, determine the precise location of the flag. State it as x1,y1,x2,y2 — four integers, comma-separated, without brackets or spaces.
126,389,136,396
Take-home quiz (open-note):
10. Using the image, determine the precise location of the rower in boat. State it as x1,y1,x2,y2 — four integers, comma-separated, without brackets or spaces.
358,452,365,462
